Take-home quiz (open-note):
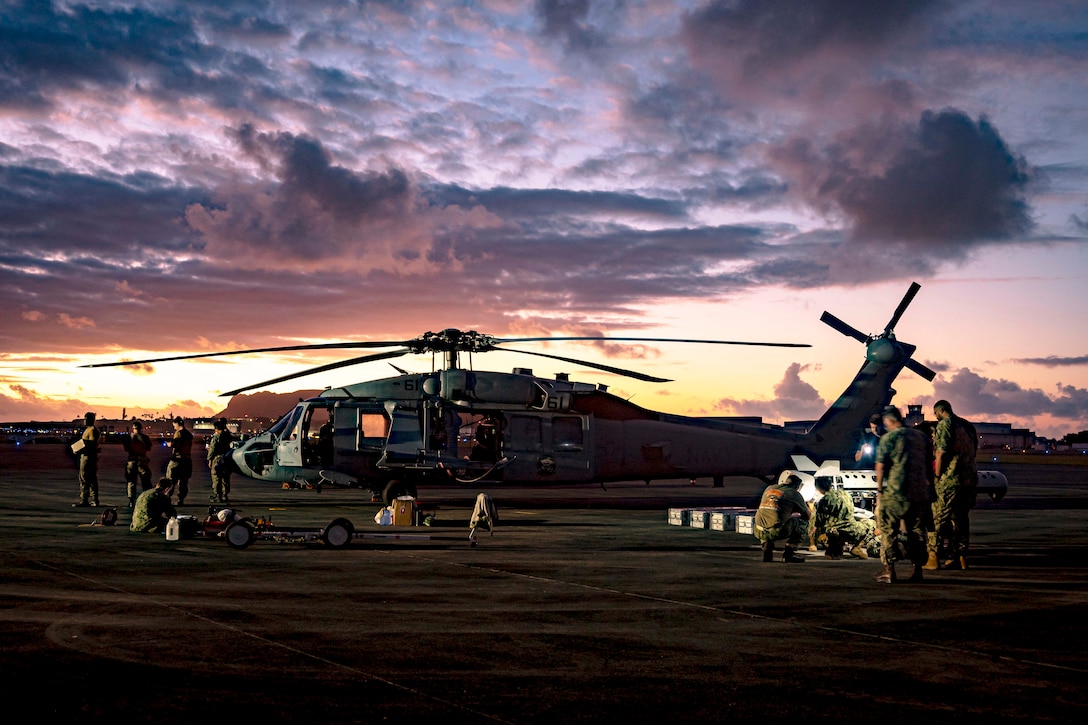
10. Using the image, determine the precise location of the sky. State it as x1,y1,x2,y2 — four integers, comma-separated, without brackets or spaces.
1,0,1087,438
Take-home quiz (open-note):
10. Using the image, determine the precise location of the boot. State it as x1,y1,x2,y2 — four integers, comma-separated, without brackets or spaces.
957,555,968,570
783,546,805,563
906,564,925,583
824,536,844,560
761,541,774,563
875,563,897,583
849,543,869,559
923,551,940,570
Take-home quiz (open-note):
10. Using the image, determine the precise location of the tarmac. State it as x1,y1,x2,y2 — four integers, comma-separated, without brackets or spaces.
1,442,1087,724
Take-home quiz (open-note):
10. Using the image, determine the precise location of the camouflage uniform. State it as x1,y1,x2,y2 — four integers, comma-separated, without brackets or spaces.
129,487,177,533
932,415,978,559
123,430,153,504
167,424,193,504
207,428,234,503
77,423,101,505
874,426,929,567
755,482,809,547
814,487,875,552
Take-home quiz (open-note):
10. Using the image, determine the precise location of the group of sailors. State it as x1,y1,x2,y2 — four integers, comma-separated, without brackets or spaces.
71,414,236,532
755,400,979,584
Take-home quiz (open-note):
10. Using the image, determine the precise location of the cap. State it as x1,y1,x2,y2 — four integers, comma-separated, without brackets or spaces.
777,470,802,486
173,416,184,424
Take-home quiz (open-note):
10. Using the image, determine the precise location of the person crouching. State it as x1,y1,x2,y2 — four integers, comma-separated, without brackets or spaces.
754,471,810,563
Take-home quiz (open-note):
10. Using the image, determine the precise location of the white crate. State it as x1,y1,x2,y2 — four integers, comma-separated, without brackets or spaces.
709,508,753,532
689,510,711,529
736,514,756,536
667,508,691,526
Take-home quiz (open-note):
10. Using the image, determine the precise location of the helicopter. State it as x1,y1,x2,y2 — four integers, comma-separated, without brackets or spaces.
85,283,937,504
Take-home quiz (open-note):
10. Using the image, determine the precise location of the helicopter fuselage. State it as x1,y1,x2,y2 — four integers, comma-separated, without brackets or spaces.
230,368,812,498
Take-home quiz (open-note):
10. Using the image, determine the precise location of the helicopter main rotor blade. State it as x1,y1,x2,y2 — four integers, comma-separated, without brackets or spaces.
884,281,921,336
219,349,411,397
494,336,809,348
820,311,870,344
81,340,415,369
494,347,672,383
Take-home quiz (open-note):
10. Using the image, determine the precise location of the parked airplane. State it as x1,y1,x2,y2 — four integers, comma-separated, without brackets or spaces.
788,456,1009,510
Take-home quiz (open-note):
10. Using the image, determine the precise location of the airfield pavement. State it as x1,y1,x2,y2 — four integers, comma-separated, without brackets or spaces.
1,443,1087,724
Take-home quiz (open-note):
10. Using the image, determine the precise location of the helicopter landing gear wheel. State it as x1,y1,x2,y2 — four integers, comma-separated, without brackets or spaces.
321,518,355,548
225,521,255,549
382,479,417,505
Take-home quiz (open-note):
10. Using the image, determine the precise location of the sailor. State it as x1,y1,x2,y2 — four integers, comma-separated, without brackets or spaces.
754,470,810,563
853,413,883,469
813,476,875,559
874,405,930,583
930,400,978,570
123,420,153,507
207,418,234,504
73,412,101,507
130,478,177,533
167,417,193,505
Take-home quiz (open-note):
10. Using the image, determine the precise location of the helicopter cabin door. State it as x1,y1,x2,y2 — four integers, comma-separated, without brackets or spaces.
503,413,593,481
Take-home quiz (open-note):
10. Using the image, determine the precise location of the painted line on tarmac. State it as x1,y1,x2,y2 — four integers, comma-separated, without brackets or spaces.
20,555,517,725
389,551,1088,676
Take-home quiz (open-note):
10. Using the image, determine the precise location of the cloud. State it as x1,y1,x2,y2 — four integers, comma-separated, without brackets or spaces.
58,314,96,330
1013,355,1088,367
930,367,1088,435
535,0,612,55
0,384,90,422
716,363,829,422
185,124,510,274
773,109,1033,245
761,109,1035,283
682,0,939,107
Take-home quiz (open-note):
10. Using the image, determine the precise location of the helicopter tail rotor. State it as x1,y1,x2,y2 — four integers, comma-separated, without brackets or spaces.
820,282,936,381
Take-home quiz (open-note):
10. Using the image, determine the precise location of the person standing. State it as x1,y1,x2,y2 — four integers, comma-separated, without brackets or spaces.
130,478,177,533
123,420,153,507
73,412,101,507
754,470,810,563
853,413,883,469
931,400,978,570
167,417,193,505
207,418,234,503
873,405,930,583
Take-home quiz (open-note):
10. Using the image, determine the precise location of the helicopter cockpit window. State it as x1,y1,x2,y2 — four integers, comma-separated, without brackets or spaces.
552,416,583,451
282,406,305,441
267,406,304,440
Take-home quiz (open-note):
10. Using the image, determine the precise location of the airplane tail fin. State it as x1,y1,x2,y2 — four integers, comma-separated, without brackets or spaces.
790,454,819,472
